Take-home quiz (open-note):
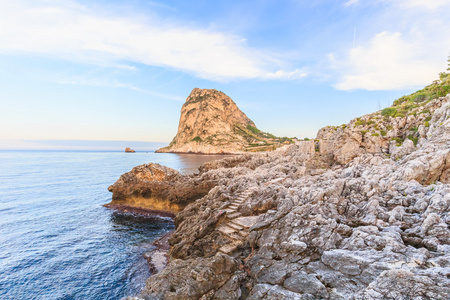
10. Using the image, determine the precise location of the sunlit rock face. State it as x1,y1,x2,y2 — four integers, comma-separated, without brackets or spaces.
125,95,450,300
107,163,217,213
156,88,284,154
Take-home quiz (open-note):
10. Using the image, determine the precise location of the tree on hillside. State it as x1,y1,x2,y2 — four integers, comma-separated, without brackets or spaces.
447,53,450,71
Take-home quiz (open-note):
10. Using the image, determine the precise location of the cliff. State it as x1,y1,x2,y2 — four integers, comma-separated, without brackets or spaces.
120,75,450,299
127,94,450,299
156,88,292,154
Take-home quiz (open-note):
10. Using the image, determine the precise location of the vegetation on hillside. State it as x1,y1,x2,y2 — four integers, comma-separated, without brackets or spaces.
319,56,450,150
381,56,450,118
233,124,295,152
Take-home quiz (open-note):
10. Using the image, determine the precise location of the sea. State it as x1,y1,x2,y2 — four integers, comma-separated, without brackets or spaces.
0,150,228,300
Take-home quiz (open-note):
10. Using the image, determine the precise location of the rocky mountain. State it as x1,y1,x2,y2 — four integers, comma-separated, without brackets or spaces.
156,88,292,154
118,74,450,299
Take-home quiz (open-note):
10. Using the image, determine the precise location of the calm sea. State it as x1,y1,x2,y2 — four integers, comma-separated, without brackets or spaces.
0,151,228,300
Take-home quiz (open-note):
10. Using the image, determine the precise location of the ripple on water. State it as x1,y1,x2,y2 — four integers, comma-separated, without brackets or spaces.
0,151,223,300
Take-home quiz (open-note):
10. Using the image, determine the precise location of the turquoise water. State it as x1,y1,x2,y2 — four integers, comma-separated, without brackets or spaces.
0,151,226,299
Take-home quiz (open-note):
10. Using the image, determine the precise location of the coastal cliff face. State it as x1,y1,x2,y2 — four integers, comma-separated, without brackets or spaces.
156,88,292,154
124,94,450,299
107,163,218,213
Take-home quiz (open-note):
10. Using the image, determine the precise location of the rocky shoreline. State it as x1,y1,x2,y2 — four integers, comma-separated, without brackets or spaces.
144,230,174,274
103,204,176,218
116,95,450,299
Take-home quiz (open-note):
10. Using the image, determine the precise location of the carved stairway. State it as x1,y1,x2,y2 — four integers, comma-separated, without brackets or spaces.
217,189,259,254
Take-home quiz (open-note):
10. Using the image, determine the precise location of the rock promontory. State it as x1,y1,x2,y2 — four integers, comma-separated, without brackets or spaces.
106,163,219,213
120,71,450,299
156,88,293,154
128,93,450,299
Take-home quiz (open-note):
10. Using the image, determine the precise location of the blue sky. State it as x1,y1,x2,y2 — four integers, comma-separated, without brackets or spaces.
1,0,449,150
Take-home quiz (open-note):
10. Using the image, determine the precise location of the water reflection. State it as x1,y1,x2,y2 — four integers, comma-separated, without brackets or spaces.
173,153,236,174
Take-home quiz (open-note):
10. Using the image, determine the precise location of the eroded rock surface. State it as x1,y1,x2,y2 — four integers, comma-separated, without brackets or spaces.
156,88,294,154
107,163,217,213
126,95,450,299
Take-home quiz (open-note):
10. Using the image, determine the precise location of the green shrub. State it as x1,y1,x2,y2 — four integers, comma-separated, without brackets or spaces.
380,130,387,136
391,137,404,146
360,130,368,135
413,94,427,103
354,118,367,126
407,135,419,146
425,116,432,122
420,109,430,114
411,127,418,132
381,107,397,117
371,133,379,136
246,125,261,135
303,137,310,141
191,136,202,142
425,121,430,127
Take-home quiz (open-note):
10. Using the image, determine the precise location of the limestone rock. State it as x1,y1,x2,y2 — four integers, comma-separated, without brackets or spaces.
124,94,450,299
125,147,135,153
107,163,217,213
156,88,291,154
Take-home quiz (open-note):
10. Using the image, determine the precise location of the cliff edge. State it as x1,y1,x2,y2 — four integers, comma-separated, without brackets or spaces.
156,88,292,154
122,72,450,299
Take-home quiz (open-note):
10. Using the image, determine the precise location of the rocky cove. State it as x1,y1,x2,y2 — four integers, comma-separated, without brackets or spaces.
109,92,450,299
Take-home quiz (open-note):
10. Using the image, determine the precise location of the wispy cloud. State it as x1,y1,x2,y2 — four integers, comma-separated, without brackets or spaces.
334,0,450,91
343,0,360,7
0,0,301,82
55,75,184,101
334,32,443,90
265,69,308,80
393,0,450,10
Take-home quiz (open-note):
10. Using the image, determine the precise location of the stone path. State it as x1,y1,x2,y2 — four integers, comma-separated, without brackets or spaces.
218,189,259,254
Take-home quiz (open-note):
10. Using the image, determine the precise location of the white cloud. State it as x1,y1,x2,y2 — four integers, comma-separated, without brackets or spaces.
265,69,308,80
394,0,450,9
0,0,298,82
344,0,360,7
334,30,449,90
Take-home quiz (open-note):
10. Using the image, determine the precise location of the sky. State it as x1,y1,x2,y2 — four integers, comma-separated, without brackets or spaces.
1,0,449,150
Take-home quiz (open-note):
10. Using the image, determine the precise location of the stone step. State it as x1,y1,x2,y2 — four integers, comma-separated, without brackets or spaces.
223,208,236,213
225,232,244,241
231,216,259,229
228,204,239,210
218,225,237,235
227,222,244,231
227,212,241,219
233,199,244,203
238,230,249,237
219,244,237,254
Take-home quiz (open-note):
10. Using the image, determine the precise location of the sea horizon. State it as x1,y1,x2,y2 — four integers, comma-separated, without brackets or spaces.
0,139,169,152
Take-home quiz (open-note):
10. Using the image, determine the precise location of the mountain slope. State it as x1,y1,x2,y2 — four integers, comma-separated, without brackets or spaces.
156,88,292,154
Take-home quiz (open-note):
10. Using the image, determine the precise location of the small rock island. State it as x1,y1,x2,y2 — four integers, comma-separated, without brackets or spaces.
125,147,135,153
